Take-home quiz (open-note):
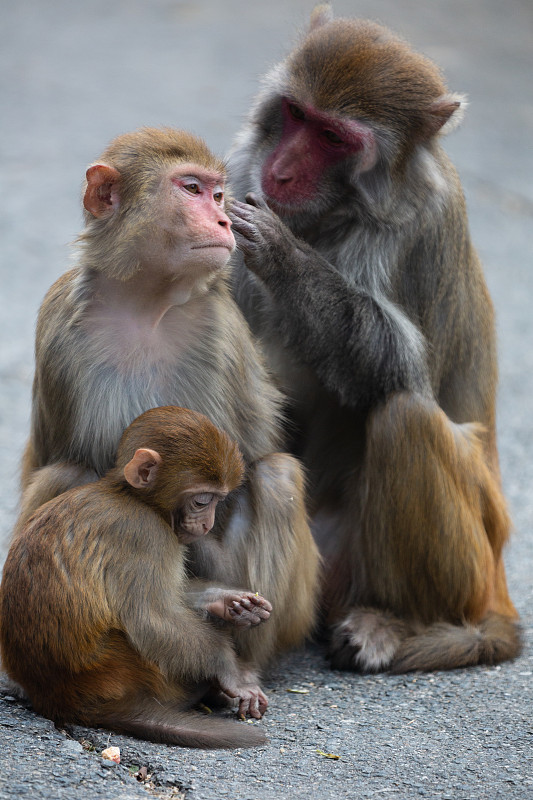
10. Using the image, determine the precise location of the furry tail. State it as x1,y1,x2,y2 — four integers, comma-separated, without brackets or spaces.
329,607,522,674
93,698,266,749
391,613,522,673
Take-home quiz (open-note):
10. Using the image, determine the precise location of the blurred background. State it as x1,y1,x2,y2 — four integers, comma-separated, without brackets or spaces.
1,3,532,797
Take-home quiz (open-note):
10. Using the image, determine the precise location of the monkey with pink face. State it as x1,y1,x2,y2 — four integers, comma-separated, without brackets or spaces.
229,6,521,672
17,127,320,681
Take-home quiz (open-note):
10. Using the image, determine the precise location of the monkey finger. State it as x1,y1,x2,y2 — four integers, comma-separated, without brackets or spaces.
232,233,261,262
257,689,269,714
228,607,253,628
248,693,261,719
238,694,253,719
229,200,258,220
228,216,259,240
239,603,270,622
252,607,271,621
248,595,273,612
244,192,270,211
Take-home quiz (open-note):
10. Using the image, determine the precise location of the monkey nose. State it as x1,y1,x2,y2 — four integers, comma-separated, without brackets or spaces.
271,166,293,184
217,212,232,228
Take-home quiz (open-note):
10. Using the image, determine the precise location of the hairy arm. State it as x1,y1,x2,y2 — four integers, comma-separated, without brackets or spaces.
230,198,430,410
106,519,267,717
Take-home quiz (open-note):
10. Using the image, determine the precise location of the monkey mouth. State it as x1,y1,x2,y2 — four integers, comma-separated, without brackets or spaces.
190,244,234,251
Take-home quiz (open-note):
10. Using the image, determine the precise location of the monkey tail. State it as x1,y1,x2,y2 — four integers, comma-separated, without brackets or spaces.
94,699,266,749
391,612,522,673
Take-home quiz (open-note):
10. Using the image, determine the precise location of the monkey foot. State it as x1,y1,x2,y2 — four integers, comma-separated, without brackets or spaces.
328,607,411,673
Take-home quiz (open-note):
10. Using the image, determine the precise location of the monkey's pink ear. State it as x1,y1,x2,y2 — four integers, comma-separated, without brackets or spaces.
124,448,162,489
425,93,467,138
84,164,122,218
309,3,334,31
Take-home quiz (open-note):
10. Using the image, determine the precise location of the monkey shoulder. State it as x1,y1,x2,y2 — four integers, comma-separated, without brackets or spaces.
34,268,87,382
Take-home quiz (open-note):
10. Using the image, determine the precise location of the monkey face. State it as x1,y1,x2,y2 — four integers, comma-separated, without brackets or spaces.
146,164,236,278
260,98,378,215
173,489,227,543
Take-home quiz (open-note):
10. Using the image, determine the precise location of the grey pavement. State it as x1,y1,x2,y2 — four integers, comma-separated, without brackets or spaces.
0,1,532,798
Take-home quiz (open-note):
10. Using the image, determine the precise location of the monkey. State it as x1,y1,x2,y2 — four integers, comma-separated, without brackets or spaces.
227,5,521,673
1,406,274,748
18,127,320,672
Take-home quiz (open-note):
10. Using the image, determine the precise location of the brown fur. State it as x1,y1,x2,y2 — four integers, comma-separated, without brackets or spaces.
2,407,269,748
18,127,320,672
228,9,520,672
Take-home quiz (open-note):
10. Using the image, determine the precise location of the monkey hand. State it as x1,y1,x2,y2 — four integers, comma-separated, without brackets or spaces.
227,592,272,628
220,678,269,720
229,195,303,282
206,590,272,628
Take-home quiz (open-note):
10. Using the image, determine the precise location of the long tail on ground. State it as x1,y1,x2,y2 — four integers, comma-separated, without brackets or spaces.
95,700,266,749
391,612,522,673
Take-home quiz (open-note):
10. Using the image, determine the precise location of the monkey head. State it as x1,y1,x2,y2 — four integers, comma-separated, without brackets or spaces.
80,127,235,281
117,406,245,543
242,7,466,223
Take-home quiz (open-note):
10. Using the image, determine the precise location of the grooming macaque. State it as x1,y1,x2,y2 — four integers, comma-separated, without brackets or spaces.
229,6,520,671
1,406,271,748
19,127,319,671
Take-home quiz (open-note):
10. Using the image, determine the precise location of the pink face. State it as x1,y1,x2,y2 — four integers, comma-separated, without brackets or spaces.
169,166,235,255
261,98,378,212
173,489,226,543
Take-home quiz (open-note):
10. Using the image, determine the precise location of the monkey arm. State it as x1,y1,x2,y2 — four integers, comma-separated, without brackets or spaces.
121,591,268,719
230,200,429,410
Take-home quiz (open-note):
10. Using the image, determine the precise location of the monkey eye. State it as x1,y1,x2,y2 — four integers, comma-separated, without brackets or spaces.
192,493,214,508
288,103,305,121
213,191,224,204
323,130,344,145
184,183,201,194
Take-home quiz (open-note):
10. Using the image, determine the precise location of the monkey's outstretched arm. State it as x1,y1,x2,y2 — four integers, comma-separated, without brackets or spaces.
230,199,429,410
115,572,268,719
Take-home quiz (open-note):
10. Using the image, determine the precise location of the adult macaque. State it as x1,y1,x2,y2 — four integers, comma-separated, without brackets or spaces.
1,406,271,747
229,6,520,672
19,127,319,671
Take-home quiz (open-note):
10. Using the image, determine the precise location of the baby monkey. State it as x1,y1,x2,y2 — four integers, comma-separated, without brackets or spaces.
0,406,272,748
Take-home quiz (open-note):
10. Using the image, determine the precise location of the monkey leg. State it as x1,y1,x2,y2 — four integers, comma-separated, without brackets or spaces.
241,454,320,664
16,462,98,532
193,454,320,668
329,392,521,672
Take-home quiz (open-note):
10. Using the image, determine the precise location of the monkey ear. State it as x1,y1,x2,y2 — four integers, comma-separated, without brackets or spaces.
124,448,162,489
309,3,334,31
424,93,468,138
84,164,122,218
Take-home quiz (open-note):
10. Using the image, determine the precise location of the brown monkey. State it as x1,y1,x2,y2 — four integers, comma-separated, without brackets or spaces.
228,6,520,672
19,127,319,671
1,406,273,748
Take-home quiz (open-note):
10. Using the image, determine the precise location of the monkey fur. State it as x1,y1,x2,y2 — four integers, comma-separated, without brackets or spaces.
228,7,521,672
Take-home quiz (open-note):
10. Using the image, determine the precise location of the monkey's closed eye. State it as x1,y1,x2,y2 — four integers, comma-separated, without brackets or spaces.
193,493,214,508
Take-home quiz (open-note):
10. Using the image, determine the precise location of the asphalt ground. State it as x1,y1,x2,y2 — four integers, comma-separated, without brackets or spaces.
0,1,532,798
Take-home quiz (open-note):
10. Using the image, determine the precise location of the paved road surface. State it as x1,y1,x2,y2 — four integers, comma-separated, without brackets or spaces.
0,2,532,798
